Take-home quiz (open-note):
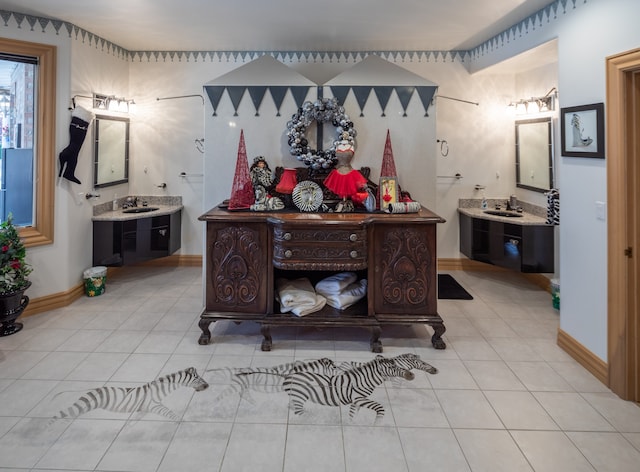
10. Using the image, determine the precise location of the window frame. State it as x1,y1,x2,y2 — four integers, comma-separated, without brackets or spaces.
0,37,56,247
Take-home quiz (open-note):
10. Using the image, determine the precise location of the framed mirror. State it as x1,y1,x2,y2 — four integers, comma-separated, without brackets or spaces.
93,115,129,188
515,117,553,192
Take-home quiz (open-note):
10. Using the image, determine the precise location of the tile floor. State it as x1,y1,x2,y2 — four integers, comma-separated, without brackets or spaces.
0,266,639,472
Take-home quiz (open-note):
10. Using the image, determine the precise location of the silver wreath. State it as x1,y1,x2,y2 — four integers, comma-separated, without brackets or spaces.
286,97,357,170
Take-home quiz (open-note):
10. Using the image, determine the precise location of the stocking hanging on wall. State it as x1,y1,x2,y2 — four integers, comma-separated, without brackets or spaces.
58,106,94,184
228,130,255,210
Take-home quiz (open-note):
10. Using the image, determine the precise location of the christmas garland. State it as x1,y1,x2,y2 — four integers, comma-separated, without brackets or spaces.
286,97,357,169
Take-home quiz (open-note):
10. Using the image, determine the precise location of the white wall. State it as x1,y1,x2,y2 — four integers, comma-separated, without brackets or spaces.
556,0,639,361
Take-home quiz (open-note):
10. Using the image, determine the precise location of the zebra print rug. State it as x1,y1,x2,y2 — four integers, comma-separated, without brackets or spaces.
49,354,438,424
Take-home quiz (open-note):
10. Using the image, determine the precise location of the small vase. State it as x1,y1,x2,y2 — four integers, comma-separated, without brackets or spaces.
0,281,31,337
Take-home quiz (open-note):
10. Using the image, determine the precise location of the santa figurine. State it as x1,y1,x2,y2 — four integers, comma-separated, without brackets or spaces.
323,134,368,206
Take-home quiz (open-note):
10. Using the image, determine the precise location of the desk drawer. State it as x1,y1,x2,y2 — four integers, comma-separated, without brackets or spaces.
272,226,367,270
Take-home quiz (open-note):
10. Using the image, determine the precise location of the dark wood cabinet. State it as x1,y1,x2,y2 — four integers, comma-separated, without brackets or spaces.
459,212,554,273
93,211,181,266
199,206,446,352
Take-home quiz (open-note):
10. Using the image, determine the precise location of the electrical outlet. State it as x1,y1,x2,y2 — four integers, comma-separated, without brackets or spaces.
595,201,606,221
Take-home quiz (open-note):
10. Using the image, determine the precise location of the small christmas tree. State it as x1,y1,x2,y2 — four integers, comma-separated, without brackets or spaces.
380,129,398,178
228,130,255,210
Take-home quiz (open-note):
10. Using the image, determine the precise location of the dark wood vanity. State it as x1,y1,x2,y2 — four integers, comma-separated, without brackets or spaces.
459,211,554,273
93,210,181,266
198,206,446,352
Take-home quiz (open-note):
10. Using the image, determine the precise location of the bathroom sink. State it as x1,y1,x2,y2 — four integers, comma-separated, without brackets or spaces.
483,209,523,218
122,207,159,214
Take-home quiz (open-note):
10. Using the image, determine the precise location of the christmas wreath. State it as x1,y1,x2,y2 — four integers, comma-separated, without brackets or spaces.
286,97,357,170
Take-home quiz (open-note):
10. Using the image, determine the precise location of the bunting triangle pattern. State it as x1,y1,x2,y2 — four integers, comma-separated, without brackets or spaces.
269,86,288,116
395,87,415,117
228,130,255,210
416,86,437,117
227,86,246,116
203,55,440,117
289,86,311,110
352,86,372,117
329,86,351,107
373,87,393,117
248,86,268,116
205,86,225,116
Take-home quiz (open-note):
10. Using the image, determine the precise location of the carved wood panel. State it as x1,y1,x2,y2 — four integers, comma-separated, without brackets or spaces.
371,224,437,315
206,222,269,314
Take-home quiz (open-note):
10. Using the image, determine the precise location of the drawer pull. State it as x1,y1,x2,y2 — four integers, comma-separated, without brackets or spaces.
284,250,293,258
350,250,358,259
349,233,357,242
283,232,292,241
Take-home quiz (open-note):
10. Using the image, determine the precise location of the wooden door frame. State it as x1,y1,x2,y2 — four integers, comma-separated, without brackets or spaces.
606,47,640,400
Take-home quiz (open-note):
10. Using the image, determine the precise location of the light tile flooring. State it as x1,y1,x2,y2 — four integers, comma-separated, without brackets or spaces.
0,266,639,471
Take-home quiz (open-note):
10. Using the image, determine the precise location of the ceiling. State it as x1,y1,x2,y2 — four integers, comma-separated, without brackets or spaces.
0,0,555,52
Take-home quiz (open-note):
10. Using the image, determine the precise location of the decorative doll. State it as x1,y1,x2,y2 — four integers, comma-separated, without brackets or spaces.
323,134,368,210
249,156,283,211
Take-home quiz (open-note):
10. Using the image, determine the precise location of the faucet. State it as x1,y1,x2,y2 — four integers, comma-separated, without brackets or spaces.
122,196,138,208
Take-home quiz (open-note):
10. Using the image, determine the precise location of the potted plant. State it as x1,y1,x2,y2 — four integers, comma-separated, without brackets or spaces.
0,214,32,336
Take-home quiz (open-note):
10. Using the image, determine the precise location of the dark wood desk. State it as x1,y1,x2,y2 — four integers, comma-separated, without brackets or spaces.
198,206,446,352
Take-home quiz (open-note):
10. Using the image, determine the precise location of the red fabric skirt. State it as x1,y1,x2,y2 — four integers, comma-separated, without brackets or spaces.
324,169,367,199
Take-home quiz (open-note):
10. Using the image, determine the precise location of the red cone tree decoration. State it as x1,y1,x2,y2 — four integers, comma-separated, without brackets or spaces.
228,130,255,210
380,129,398,178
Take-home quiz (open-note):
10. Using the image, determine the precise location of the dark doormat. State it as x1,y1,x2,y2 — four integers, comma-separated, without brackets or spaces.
438,274,473,300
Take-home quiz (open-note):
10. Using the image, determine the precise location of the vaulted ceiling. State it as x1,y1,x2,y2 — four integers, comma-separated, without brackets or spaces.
0,0,554,52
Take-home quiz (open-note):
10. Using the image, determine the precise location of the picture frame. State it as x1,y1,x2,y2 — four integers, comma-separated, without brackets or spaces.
379,176,398,211
560,102,605,158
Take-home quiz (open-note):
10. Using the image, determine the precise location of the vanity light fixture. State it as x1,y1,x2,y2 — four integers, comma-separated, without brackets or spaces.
92,93,134,113
509,87,557,115
70,93,135,112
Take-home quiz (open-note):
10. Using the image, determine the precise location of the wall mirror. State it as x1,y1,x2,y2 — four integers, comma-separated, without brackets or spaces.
93,115,129,188
515,117,553,192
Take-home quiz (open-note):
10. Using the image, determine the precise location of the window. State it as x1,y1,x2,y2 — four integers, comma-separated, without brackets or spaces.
0,38,55,247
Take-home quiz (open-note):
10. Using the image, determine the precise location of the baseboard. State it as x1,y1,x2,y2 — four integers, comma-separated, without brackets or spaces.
437,258,552,292
134,254,203,267
557,328,609,386
22,255,204,317
23,282,85,317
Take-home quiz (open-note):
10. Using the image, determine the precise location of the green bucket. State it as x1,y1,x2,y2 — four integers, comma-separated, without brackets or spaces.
551,278,559,310
83,266,107,297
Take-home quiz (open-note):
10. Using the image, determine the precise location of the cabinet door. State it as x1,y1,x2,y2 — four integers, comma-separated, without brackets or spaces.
370,223,437,316
93,220,121,266
205,222,271,314
489,222,522,271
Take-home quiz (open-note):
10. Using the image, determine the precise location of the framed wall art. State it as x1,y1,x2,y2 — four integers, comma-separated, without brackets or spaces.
560,102,605,158
379,176,398,211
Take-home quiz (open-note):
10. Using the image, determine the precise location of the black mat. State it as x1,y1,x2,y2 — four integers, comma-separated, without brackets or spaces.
438,274,473,300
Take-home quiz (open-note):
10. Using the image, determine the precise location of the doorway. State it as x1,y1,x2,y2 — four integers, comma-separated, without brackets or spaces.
606,47,640,402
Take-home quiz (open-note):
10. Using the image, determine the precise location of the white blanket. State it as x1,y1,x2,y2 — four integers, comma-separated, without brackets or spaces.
316,275,368,310
314,272,358,294
276,277,326,317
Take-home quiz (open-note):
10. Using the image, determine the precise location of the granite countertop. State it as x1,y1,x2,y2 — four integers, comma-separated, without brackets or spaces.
458,198,549,226
92,196,183,221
